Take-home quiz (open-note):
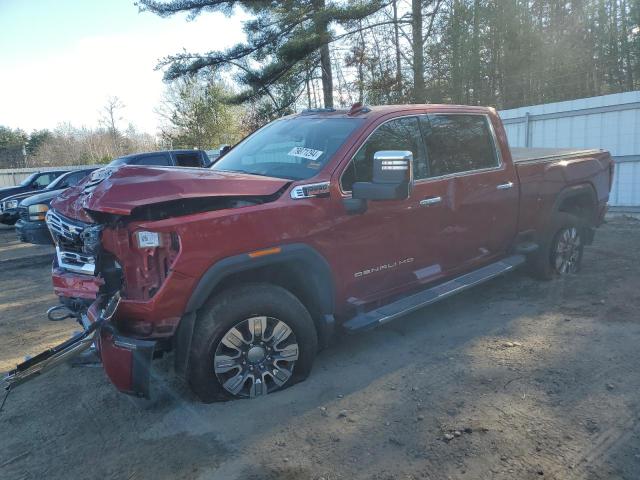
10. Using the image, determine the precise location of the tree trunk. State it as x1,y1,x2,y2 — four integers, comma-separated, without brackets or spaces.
313,0,334,108
320,43,334,108
471,0,481,104
412,0,425,103
621,0,634,89
393,0,403,99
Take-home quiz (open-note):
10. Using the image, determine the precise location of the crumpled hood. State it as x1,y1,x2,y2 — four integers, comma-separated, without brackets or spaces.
51,165,289,218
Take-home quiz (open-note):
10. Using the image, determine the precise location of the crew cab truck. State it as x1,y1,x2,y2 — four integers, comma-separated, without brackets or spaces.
5,104,613,402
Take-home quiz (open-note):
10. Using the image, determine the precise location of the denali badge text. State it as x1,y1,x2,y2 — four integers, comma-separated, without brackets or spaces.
354,257,414,278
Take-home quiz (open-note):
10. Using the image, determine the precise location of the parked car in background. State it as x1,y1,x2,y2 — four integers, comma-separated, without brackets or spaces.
108,149,209,168
205,145,231,166
15,168,97,244
0,170,68,224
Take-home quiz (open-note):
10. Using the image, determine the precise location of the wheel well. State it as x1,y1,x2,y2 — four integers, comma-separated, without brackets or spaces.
557,186,597,226
205,261,333,344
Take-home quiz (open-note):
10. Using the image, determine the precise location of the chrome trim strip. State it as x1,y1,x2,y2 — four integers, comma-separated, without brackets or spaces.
55,246,95,275
419,196,442,206
290,181,331,199
496,182,514,190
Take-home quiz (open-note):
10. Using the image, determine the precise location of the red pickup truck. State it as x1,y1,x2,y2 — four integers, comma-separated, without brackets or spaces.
6,104,614,402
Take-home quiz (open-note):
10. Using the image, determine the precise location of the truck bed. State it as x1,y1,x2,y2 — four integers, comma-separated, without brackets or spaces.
511,147,603,163
512,146,613,239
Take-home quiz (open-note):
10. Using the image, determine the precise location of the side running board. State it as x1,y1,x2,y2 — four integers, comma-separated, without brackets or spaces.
343,254,526,332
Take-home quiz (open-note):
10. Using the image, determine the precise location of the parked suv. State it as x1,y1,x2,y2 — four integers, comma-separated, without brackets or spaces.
15,168,97,244
109,149,209,168
0,170,68,224
6,104,613,402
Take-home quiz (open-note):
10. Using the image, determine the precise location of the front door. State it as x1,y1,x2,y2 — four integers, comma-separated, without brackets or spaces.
332,115,434,306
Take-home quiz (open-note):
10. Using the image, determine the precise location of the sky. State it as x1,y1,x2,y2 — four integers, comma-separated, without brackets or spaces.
0,0,247,134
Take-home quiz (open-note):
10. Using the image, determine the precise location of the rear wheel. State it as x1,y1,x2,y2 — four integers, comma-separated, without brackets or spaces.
188,284,318,403
529,213,585,280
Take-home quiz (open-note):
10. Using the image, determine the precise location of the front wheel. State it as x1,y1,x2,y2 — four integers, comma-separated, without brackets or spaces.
188,284,318,403
529,213,585,280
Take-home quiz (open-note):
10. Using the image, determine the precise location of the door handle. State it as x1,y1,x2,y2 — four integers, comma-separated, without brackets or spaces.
419,196,442,206
496,182,514,190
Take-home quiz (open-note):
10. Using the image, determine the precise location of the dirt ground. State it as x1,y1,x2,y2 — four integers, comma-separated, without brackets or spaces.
1,218,639,480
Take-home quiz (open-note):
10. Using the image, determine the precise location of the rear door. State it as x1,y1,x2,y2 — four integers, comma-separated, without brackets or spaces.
419,114,519,273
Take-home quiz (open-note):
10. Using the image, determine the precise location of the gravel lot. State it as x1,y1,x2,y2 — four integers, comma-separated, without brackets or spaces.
1,218,639,480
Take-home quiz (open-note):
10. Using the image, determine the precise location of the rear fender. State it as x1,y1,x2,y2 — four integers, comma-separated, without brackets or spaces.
553,183,598,224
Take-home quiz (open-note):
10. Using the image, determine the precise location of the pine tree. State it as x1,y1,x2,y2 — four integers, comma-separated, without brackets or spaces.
138,0,387,108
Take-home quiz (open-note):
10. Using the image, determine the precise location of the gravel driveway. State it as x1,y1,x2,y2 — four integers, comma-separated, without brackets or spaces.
1,218,639,480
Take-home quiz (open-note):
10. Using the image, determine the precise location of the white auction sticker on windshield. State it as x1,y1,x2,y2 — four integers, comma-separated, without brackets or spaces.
288,147,324,161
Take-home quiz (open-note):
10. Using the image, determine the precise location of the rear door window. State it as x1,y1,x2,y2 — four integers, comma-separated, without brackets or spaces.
420,114,499,177
341,116,427,191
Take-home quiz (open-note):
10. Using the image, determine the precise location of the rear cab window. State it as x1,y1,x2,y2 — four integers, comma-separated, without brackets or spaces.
135,154,172,166
175,152,203,167
420,114,500,177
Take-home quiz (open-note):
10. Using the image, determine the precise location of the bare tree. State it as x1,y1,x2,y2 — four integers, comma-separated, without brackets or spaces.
99,96,126,154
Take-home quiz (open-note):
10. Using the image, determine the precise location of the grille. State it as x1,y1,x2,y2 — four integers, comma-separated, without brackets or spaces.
46,211,84,242
18,206,28,222
46,210,97,275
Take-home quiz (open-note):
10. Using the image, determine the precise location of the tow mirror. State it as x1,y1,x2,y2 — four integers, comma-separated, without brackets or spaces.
344,151,413,214
352,150,413,201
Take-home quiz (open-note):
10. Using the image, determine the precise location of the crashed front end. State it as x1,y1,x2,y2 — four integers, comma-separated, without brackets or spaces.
5,205,163,398
4,166,290,398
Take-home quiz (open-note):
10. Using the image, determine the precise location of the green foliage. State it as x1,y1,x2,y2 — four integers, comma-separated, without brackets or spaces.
158,74,245,148
0,126,27,168
140,0,387,109
26,129,52,156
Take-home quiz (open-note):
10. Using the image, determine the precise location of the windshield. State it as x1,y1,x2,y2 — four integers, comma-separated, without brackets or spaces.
211,117,364,180
45,172,70,190
19,173,38,186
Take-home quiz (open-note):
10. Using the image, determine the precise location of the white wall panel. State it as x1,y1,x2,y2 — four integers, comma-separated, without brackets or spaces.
500,91,640,208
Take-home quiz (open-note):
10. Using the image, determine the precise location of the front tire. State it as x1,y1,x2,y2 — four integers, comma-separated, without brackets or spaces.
529,213,585,280
188,284,318,403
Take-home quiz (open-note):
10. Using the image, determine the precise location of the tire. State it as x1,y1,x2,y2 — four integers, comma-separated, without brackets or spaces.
188,283,318,403
528,212,585,280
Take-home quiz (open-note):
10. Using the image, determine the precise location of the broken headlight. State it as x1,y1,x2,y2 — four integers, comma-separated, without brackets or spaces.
80,225,103,256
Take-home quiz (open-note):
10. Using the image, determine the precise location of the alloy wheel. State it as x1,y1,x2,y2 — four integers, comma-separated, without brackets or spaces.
213,316,299,397
553,226,582,274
